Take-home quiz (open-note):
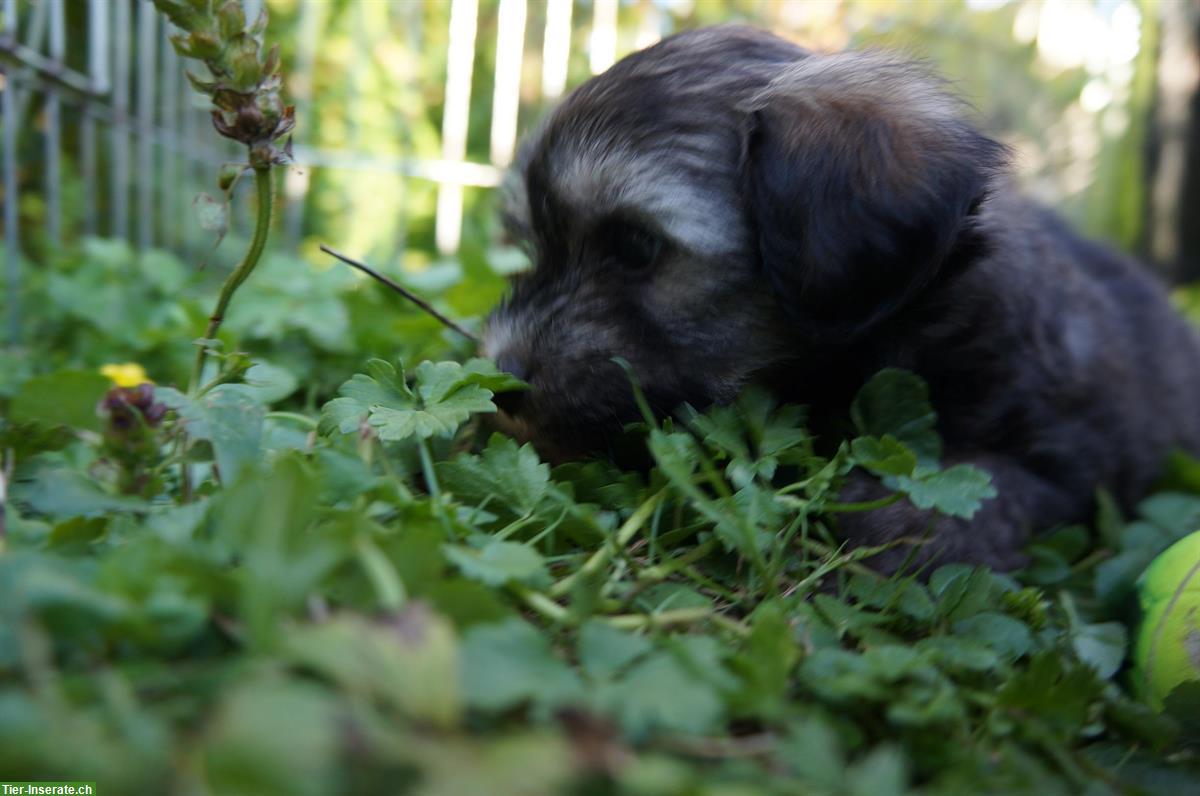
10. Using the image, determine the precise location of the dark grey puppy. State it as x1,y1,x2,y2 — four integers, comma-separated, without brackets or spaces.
483,25,1200,571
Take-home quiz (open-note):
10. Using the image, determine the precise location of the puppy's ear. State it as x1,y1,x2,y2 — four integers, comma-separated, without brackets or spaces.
743,52,1008,340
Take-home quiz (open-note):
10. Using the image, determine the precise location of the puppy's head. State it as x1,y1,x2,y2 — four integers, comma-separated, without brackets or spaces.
485,26,1008,459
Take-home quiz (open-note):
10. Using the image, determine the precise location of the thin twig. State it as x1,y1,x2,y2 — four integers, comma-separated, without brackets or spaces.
319,244,479,344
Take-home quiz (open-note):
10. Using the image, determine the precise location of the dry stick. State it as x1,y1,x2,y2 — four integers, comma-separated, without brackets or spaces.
319,244,479,344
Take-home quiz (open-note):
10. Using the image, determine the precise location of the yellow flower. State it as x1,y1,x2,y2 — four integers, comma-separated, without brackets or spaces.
100,363,151,388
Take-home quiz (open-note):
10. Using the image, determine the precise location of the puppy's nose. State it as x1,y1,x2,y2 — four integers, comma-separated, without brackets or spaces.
496,353,529,382
493,353,530,416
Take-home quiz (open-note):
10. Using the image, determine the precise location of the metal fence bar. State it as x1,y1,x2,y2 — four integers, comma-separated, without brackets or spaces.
542,0,573,100
283,0,322,249
393,0,423,260
2,0,19,342
350,0,366,152
436,0,479,256
161,23,178,247
44,0,64,247
81,105,97,236
136,0,155,250
490,0,526,168
111,0,130,240
81,0,110,237
180,65,197,248
635,0,662,50
590,0,619,75
13,0,45,123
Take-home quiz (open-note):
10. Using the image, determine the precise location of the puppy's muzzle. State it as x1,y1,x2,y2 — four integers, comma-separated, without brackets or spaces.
491,352,531,416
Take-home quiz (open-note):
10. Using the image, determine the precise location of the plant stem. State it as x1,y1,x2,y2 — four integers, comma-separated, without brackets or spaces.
603,607,750,635
636,538,720,582
418,439,441,502
356,535,407,611
188,165,274,394
511,583,570,624
821,494,903,513
264,411,319,429
550,490,665,598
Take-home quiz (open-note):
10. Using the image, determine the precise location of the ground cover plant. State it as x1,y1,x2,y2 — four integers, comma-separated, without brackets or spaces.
4,242,1200,796
2,3,1199,794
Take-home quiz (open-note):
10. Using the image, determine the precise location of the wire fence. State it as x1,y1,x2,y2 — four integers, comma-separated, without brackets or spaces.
0,0,668,345
1,0,243,343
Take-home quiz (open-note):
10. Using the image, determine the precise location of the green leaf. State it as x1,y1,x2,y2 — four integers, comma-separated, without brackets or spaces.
997,653,1104,735
784,717,845,789
163,385,264,480
894,464,997,519
46,516,109,549
851,369,941,465
0,553,131,630
634,583,713,614
1162,682,1200,747
647,429,702,494
318,358,412,436
595,651,724,737
0,419,73,461
799,648,889,702
578,621,654,681
850,435,918,477
423,579,515,628
320,358,503,442
215,456,338,649
283,607,461,728
916,637,1001,673
929,566,1010,622
242,361,299,404
443,541,549,588
845,575,936,623
846,745,908,796
459,357,530,394
438,435,550,517
686,387,809,487
1070,621,1127,680
14,466,149,519
203,677,339,796
1137,492,1200,538
729,601,798,717
0,349,33,398
10,369,112,431
461,619,581,712
952,612,1035,660
1095,507,1198,607
713,483,778,556
369,392,492,440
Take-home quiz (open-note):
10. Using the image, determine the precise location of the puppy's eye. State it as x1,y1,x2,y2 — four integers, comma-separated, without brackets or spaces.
597,221,663,270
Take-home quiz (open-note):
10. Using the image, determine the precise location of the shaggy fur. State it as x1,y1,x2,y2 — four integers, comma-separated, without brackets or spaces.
483,25,1200,571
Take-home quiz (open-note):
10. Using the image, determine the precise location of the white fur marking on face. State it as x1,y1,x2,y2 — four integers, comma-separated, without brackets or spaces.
482,312,519,360
554,140,744,257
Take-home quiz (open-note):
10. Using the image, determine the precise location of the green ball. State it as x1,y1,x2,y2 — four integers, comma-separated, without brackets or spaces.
1132,530,1200,709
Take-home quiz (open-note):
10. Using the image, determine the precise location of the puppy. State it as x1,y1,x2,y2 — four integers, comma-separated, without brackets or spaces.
483,26,1200,572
